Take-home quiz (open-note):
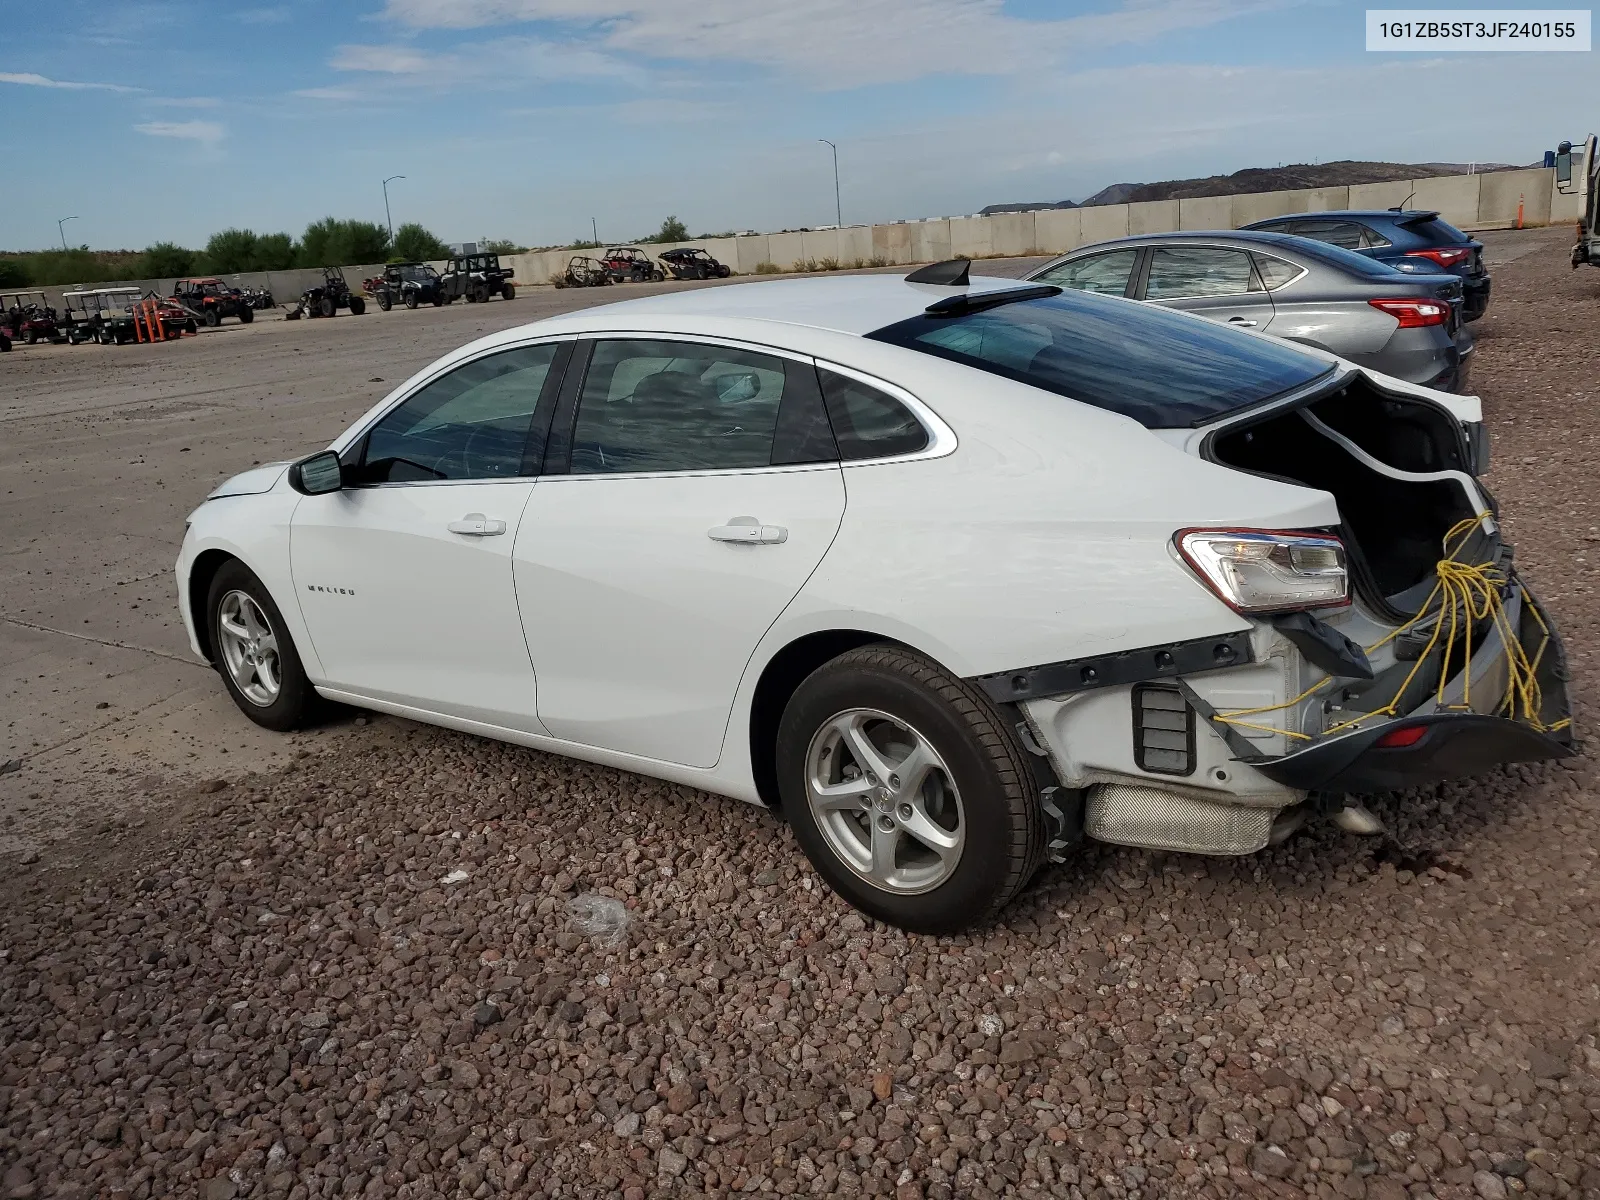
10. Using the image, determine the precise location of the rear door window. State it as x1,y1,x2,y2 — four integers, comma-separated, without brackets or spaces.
1141,247,1259,299
1030,249,1140,296
1287,219,1366,249
567,339,833,474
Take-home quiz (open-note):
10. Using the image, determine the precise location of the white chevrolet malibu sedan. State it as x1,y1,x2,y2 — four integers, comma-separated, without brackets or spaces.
177,262,1573,932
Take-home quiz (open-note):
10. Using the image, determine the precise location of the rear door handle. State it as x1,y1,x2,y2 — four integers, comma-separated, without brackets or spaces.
447,513,507,536
709,516,788,545
1227,316,1258,327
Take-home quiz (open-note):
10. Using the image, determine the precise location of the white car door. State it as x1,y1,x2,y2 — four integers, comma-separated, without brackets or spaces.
290,341,567,730
514,336,846,767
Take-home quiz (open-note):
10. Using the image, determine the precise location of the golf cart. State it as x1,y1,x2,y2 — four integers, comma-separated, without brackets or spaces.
554,256,612,288
60,287,143,345
171,277,254,326
601,246,664,283
658,247,732,280
284,266,366,319
438,253,515,304
1,291,66,345
1556,135,1600,270
364,262,445,310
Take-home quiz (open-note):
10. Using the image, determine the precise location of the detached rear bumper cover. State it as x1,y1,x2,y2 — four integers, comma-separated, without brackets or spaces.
1246,583,1574,794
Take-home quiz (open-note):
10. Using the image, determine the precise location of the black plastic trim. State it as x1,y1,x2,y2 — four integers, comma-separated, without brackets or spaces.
972,630,1255,704
1132,684,1196,776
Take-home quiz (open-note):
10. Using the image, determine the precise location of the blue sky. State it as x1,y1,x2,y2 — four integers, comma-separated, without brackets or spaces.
0,0,1585,251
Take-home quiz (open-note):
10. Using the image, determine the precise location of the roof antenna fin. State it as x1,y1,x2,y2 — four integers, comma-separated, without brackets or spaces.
1390,191,1416,213
905,258,971,286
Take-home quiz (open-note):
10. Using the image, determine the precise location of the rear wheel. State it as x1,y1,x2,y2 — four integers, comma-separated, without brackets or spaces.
431,293,444,307
348,296,366,315
207,560,321,732
501,282,516,301
472,283,491,304
185,318,198,334
377,291,393,311
239,306,254,324
28,330,40,345
318,296,335,318
776,645,1045,934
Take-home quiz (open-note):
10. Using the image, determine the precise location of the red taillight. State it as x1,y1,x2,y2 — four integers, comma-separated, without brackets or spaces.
1405,247,1471,268
1368,297,1449,328
1375,724,1428,748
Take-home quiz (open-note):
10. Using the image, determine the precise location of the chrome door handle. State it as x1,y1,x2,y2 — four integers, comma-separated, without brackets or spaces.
447,513,507,536
1227,317,1258,327
709,516,788,545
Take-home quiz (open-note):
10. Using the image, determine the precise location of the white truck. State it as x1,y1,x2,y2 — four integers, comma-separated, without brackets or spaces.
1556,135,1599,269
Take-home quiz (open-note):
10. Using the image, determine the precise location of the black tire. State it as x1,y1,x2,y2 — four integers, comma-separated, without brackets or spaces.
185,318,198,334
501,282,515,301
348,296,366,316
204,307,221,328
0,334,9,352
239,306,254,324
377,291,392,311
718,265,731,278
318,296,335,318
404,291,419,310
473,284,491,304
206,560,320,732
28,329,40,345
432,293,444,307
775,645,1045,934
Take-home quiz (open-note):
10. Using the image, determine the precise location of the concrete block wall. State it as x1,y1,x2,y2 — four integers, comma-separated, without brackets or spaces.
36,167,1571,296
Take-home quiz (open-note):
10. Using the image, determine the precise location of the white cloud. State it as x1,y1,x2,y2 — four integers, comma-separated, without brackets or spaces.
332,37,643,85
292,86,367,101
148,96,221,108
0,71,140,92
378,0,1294,86
134,119,225,145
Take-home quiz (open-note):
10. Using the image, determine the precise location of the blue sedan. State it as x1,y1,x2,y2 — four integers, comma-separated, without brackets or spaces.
1242,209,1491,321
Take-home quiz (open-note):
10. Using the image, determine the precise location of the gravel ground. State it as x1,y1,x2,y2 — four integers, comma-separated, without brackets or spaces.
3,230,1599,1200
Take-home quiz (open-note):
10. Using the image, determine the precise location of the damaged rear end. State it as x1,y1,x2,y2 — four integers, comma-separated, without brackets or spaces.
1007,367,1574,856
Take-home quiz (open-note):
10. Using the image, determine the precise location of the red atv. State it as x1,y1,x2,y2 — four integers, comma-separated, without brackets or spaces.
170,277,254,327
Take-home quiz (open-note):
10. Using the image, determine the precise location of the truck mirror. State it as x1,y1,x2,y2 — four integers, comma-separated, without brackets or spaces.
1555,148,1574,193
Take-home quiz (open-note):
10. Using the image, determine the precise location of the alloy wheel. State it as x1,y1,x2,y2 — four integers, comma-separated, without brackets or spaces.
216,590,282,707
804,707,965,895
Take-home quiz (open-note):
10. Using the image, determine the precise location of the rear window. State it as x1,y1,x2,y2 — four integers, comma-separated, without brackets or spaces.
1403,216,1470,244
1274,237,1402,279
868,289,1333,428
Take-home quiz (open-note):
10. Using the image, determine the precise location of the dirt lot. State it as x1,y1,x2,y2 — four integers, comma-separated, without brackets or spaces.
1,232,1598,1200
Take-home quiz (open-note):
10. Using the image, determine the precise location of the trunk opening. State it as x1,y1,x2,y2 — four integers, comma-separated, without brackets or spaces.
1207,376,1486,618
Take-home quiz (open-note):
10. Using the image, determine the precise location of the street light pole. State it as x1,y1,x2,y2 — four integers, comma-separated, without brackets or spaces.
382,176,406,243
591,217,598,245
57,215,79,251
817,140,841,228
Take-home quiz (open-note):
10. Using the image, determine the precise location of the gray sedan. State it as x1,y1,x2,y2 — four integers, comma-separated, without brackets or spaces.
1024,230,1473,392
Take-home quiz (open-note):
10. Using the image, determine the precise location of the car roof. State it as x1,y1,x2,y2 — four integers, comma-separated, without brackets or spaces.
1055,229,1323,253
527,272,1036,336
1247,209,1441,223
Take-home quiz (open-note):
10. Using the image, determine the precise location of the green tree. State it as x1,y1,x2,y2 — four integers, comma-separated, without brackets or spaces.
142,242,198,278
0,257,29,288
253,232,297,271
651,215,689,244
298,218,391,268
204,228,263,273
392,222,451,262
479,238,525,255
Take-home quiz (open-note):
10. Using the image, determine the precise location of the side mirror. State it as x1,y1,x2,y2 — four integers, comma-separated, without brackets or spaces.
288,450,344,495
1555,141,1575,194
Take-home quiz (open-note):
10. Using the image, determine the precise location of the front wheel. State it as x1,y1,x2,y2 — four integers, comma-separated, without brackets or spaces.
404,291,419,310
204,307,221,328
207,560,321,731
377,291,393,311
348,296,366,315
239,306,254,324
776,645,1044,934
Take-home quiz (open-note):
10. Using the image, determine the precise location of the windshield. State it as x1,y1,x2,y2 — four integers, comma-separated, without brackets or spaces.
868,288,1333,428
